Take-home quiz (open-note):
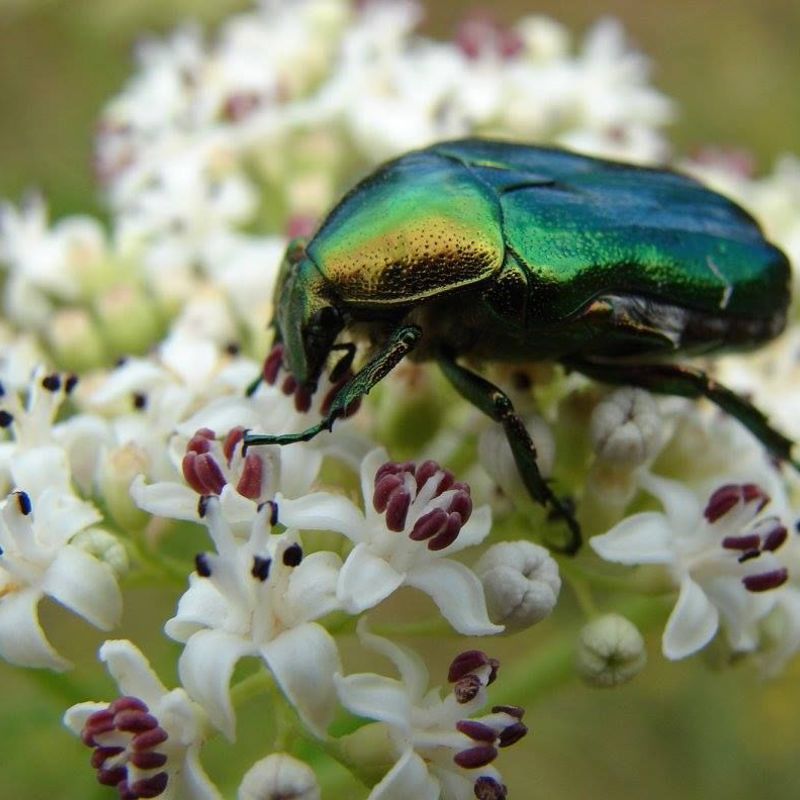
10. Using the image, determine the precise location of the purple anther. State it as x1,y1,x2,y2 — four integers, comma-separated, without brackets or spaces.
128,772,168,799
131,728,168,750
456,720,497,743
743,568,788,592
251,555,271,581
262,344,284,385
282,543,303,567
65,374,79,393
194,553,212,578
492,705,524,720
415,460,440,489
186,429,215,454
410,508,448,541
41,373,61,392
738,550,760,563
454,675,483,704
281,374,297,396
438,469,455,492
115,710,158,734
428,513,463,551
373,473,404,512
133,392,148,410
449,650,491,683
704,483,769,522
474,775,508,800
91,746,124,768
385,487,411,532
294,384,312,413
497,721,528,747
760,522,788,552
130,751,168,770
722,534,761,551
15,490,32,515
192,453,226,495
98,766,128,787
453,744,498,769
222,426,245,463
0,410,13,428
449,489,473,523
236,452,263,500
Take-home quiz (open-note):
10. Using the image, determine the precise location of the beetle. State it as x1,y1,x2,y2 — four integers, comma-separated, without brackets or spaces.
244,138,794,554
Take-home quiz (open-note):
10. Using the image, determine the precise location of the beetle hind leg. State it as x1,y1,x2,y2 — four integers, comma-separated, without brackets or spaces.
438,354,581,554
565,358,798,470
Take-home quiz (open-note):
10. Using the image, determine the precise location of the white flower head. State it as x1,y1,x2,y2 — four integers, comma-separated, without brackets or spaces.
64,639,222,800
590,388,663,467
0,485,120,671
238,752,320,800
165,497,342,739
591,474,792,659
278,447,500,636
337,621,527,800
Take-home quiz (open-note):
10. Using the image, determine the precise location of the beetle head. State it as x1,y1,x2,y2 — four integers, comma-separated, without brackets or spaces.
274,238,344,391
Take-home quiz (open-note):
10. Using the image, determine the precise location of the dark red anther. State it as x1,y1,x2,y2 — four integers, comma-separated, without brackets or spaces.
131,727,169,750
474,775,508,800
192,453,226,495
487,658,500,684
438,469,455,492
456,720,497,742
497,721,528,747
454,675,483,704
453,744,498,769
98,766,128,787
449,490,473,524
182,453,205,494
374,473,404,512
91,746,124,768
222,426,245,463
385,488,412,532
128,772,169,799
130,751,168,770
187,428,215,453
263,344,284,385
704,483,769,523
294,384,312,413
428,513,463,551
415,460,440,489
449,650,491,683
410,508,448,541
236,452,263,500
722,534,761,551
281,374,297,396
757,519,789,552
743,568,788,592
115,710,158,734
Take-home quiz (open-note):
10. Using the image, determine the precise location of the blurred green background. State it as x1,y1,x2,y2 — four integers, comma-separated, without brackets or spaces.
1,1,799,798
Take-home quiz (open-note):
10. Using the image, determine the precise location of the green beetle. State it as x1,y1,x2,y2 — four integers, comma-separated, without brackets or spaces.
245,139,794,554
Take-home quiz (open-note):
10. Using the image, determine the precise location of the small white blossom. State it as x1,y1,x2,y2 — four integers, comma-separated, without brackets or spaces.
591,473,793,659
64,639,221,800
238,753,320,800
475,541,561,630
576,613,647,687
278,448,500,635
337,621,526,800
0,477,120,671
590,388,663,467
166,498,342,739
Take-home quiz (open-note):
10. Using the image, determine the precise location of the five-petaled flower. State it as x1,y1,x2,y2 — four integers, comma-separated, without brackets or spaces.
278,447,500,636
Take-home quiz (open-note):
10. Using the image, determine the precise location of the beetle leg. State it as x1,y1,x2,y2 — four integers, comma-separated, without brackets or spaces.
565,358,798,470
243,325,422,449
438,354,581,554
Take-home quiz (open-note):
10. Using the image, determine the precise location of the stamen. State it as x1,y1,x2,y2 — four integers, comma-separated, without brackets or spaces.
294,384,312,413
743,568,788,592
456,720,497,742
722,534,761,551
262,344,284,385
428,514,462,551
0,410,12,427
409,508,448,541
222,426,245,463
191,453,226,495
454,675,483,704
385,489,411,532
704,483,769,522
236,453,263,500
14,490,32,515
41,373,61,392
281,374,297,396
448,650,492,683
132,392,148,410
194,553,212,577
453,744,498,769
474,776,508,800
282,543,303,567
251,555,271,581
65,374,79,393
492,705,524,720
497,721,528,747
373,473,405,512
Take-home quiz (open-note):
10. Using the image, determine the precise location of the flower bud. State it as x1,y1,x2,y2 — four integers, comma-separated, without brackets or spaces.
70,528,129,578
95,283,164,357
515,15,570,61
576,613,647,688
590,388,662,467
99,443,151,531
238,753,320,800
337,722,398,787
46,308,107,371
475,541,561,630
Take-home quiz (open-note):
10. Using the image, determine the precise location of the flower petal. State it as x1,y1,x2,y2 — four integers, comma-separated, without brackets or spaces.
169,744,224,800
590,511,675,565
98,639,169,706
436,504,492,555
131,475,201,521
63,701,108,735
0,587,70,670
43,545,122,630
179,629,255,740
261,623,341,738
405,559,502,636
337,543,405,614
11,446,72,499
335,673,413,731
277,492,366,541
662,577,719,659
367,748,440,800
165,574,227,643
285,551,342,623
639,472,702,533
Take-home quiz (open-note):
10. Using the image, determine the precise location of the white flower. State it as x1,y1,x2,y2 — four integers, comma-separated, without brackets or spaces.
238,753,320,800
590,388,663,467
591,474,792,659
337,621,527,800
576,613,647,687
474,541,561,630
64,639,221,800
278,448,500,635
0,477,120,671
165,498,342,739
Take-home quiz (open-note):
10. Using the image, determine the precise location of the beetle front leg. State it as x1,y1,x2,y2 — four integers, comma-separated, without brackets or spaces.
243,325,422,449
566,358,799,470
438,354,581,555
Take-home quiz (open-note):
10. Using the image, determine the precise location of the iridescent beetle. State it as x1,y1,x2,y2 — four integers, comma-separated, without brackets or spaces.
244,139,794,554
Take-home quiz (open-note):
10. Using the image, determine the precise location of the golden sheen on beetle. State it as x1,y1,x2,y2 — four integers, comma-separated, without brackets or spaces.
245,138,794,554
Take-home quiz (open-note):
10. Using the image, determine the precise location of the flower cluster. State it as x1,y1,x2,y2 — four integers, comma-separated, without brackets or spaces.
0,1,799,798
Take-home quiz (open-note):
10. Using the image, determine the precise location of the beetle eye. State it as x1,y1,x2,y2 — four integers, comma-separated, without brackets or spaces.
311,306,341,329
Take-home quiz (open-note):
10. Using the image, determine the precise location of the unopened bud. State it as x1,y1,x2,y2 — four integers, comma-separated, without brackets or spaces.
71,528,129,577
47,309,107,371
590,388,662,467
337,722,397,787
95,283,164,357
99,443,151,530
515,15,569,61
238,753,320,800
576,613,647,687
475,541,561,630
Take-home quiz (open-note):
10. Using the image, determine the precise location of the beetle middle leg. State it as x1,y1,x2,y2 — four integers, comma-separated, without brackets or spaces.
243,324,422,449
565,358,798,470
438,353,582,554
